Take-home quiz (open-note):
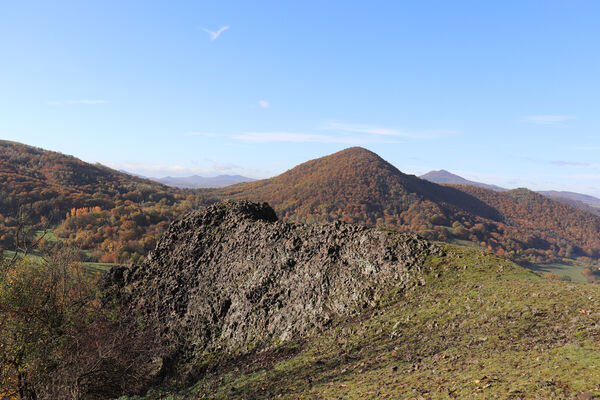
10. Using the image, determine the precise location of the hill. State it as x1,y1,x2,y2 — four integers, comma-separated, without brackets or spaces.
539,190,600,215
420,169,506,191
0,140,217,263
421,168,600,215
221,147,501,226
112,201,600,399
156,174,255,188
539,190,600,208
219,147,600,268
452,186,600,261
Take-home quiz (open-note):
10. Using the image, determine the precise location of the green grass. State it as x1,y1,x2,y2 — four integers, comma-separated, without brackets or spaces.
3,250,118,278
35,229,58,242
121,244,600,399
527,261,588,283
448,238,481,248
82,261,117,276
3,249,44,263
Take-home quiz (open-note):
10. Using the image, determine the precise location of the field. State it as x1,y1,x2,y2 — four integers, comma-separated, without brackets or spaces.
528,261,589,283
3,249,118,278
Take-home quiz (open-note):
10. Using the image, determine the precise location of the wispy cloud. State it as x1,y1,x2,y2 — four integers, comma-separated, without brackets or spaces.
258,100,270,108
321,122,399,136
573,145,600,151
321,121,460,139
194,121,457,145
524,115,576,124
107,161,242,177
47,100,107,105
232,132,402,144
185,132,221,138
426,129,461,135
548,160,591,167
200,25,230,41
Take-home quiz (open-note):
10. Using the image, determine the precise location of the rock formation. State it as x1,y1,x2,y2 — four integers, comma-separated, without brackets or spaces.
110,200,440,378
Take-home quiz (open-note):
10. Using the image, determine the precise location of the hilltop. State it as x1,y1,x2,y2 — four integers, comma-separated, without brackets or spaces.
221,147,501,226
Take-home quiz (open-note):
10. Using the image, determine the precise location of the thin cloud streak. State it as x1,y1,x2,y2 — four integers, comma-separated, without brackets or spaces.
321,122,399,136
548,160,591,167
185,132,221,137
107,161,242,178
200,25,230,41
258,100,270,108
321,121,459,139
524,115,576,124
47,100,107,105
232,132,402,144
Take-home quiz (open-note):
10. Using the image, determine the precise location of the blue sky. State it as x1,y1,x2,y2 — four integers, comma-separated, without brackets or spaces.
1,1,599,196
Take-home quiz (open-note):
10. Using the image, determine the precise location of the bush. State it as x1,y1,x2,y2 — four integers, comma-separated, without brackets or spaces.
0,248,161,399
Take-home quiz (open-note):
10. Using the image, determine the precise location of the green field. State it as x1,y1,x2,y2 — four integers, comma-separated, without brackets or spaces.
82,261,117,276
35,229,58,242
527,261,589,283
3,250,119,278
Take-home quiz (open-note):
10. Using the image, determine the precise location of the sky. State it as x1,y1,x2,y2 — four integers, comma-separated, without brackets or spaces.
1,1,599,196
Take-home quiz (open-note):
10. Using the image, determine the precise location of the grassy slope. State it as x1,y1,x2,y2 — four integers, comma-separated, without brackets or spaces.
528,261,588,283
122,244,600,399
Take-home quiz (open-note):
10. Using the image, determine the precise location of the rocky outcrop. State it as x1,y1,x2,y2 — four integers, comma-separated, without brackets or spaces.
116,200,440,373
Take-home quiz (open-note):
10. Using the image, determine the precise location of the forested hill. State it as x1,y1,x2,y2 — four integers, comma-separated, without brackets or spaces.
0,140,176,221
221,147,501,226
452,185,600,260
220,147,600,267
0,140,217,263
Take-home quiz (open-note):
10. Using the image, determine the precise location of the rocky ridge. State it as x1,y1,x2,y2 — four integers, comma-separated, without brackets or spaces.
113,200,441,377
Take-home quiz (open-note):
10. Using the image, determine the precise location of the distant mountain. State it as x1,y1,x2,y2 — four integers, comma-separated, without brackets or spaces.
220,147,600,264
156,174,255,188
539,190,600,211
420,169,506,191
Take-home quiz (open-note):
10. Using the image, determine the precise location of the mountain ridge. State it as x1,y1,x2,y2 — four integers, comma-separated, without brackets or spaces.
420,169,506,191
155,174,255,188
421,167,600,214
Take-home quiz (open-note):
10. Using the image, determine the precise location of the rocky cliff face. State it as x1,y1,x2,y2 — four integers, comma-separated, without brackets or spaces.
115,200,440,376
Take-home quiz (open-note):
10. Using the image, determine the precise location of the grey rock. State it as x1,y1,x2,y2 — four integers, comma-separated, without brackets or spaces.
116,200,439,373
